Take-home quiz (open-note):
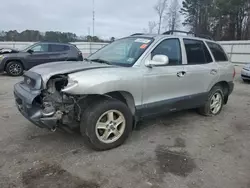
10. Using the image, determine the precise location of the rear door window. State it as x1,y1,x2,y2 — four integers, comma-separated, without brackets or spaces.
206,42,228,61
184,39,212,64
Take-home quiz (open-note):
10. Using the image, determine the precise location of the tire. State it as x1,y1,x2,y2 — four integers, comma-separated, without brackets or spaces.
198,85,224,116
80,99,133,151
6,61,24,76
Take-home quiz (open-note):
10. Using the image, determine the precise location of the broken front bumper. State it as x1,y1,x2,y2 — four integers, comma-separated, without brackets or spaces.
14,82,59,130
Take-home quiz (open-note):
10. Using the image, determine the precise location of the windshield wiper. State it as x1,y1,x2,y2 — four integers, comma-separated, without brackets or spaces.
89,58,112,65
83,58,91,62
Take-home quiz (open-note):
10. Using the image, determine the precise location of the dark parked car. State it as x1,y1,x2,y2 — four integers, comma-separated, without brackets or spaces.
0,42,83,76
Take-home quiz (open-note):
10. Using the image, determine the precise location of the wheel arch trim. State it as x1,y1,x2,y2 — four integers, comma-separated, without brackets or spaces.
4,59,25,71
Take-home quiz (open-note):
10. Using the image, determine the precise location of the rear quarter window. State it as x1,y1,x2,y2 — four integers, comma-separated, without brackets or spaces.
64,45,70,51
50,44,69,52
206,42,228,62
71,45,81,52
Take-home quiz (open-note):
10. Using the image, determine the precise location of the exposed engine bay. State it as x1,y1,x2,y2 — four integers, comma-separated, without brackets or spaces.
37,75,83,132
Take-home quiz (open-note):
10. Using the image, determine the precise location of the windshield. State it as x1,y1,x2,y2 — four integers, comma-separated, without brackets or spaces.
88,37,153,66
20,43,37,52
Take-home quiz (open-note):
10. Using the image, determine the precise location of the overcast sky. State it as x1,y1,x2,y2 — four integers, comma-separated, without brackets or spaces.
0,0,182,38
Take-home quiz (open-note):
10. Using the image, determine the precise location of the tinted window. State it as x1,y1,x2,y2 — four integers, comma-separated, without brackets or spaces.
152,39,182,65
50,44,69,52
64,45,70,51
184,39,212,64
206,42,228,61
31,44,49,52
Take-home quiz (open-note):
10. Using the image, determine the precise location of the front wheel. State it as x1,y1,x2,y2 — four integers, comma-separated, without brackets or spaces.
6,61,24,76
198,85,224,116
80,99,133,151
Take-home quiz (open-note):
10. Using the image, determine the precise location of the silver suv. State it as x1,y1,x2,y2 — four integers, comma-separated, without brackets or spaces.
14,31,235,151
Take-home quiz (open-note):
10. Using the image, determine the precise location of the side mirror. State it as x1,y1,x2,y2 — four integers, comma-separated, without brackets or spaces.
27,49,34,54
145,55,169,67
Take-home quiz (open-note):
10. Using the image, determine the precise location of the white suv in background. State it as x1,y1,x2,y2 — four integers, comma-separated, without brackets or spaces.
241,64,250,82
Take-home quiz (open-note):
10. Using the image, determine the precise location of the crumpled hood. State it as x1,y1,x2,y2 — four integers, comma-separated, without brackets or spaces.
29,60,113,84
0,48,19,54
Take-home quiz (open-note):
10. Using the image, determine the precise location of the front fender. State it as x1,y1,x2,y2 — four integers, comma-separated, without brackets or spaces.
63,68,143,106
0,57,26,71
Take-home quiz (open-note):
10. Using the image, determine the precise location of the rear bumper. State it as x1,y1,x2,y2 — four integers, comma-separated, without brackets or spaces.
14,82,58,129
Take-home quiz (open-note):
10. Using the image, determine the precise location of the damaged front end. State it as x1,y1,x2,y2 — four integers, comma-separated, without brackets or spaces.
14,72,83,132
0,48,19,54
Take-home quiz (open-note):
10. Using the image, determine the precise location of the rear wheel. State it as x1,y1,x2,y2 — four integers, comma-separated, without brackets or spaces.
80,99,133,151
198,85,224,116
6,61,24,76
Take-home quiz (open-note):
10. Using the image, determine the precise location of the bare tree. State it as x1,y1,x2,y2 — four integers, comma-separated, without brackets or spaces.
142,28,148,33
243,1,250,39
154,0,168,34
164,0,181,31
142,21,157,34
148,21,157,33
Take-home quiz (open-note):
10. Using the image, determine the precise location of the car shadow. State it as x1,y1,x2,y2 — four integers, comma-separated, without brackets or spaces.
0,72,25,77
135,109,198,131
242,80,250,84
0,108,200,169
0,72,8,76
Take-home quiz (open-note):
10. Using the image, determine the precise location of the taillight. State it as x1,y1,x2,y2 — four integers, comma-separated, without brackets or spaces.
233,67,236,79
78,51,83,60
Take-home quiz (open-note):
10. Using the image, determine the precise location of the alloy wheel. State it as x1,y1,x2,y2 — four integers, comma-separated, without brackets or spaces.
95,110,126,144
9,63,22,75
210,92,222,114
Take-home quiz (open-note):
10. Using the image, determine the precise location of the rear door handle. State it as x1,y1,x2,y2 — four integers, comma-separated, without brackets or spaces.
210,69,218,75
177,71,186,77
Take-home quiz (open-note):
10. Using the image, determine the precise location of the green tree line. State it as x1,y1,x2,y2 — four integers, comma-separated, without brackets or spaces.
0,30,113,42
181,0,250,40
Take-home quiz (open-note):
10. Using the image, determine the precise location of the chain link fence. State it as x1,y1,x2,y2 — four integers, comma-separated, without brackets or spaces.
1,41,250,64
220,41,250,64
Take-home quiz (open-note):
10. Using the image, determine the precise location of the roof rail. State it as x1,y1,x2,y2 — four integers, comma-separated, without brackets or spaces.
130,33,144,36
162,30,213,40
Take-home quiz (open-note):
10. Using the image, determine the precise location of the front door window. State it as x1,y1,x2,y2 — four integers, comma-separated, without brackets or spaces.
30,44,49,53
151,38,182,65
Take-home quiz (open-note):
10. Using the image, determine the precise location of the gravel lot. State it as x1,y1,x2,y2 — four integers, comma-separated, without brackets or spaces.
0,65,249,188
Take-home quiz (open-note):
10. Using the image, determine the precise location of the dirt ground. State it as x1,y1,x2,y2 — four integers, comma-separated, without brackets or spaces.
0,65,249,188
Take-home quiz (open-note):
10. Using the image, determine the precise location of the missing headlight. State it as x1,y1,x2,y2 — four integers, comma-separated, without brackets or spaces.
47,75,68,93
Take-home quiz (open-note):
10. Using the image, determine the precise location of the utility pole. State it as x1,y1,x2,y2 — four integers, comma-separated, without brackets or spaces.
88,27,91,37
88,27,92,54
92,0,95,37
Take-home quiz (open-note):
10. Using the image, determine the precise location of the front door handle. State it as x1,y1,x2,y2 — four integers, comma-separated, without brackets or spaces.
177,71,186,77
